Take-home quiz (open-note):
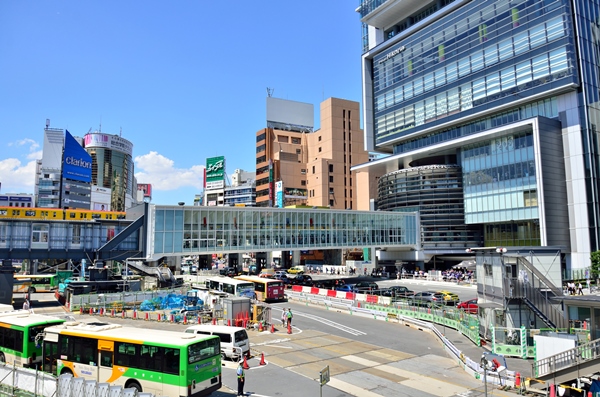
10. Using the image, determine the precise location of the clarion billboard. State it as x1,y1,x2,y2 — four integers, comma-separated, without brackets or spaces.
62,130,92,183
205,156,225,189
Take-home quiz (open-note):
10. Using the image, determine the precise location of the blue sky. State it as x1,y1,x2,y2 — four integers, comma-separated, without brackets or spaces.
0,1,363,205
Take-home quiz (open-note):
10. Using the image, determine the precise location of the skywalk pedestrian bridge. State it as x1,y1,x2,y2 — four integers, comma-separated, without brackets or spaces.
0,203,419,263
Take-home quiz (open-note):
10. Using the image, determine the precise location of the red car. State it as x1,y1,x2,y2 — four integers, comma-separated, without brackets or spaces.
457,298,478,314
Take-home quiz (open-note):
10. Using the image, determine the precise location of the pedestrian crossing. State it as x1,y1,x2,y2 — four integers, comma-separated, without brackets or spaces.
251,329,482,397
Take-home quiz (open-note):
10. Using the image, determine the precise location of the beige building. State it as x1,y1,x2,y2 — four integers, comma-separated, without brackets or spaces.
255,97,370,209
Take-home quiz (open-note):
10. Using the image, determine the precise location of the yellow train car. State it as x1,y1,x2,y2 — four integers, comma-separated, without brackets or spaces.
0,207,63,220
0,207,126,222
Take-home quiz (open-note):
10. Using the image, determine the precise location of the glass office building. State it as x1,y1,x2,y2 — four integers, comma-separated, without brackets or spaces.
355,0,600,273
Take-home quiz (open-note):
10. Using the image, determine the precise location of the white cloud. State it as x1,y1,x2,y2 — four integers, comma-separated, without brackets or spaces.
0,158,37,193
134,151,205,191
26,150,43,161
9,138,40,153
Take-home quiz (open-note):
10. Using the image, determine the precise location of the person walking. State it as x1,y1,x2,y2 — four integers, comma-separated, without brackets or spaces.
22,298,30,311
286,308,293,328
587,278,591,293
236,360,245,396
578,282,584,295
281,308,287,327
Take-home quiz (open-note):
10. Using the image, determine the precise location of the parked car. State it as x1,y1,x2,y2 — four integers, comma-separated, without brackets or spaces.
436,290,460,305
274,270,288,277
219,267,237,277
381,285,414,298
457,298,478,314
290,274,313,286
335,284,355,292
411,291,444,307
353,281,379,293
274,274,291,285
288,266,305,274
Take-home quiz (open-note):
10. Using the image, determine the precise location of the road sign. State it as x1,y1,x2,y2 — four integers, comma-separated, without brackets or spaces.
320,365,330,386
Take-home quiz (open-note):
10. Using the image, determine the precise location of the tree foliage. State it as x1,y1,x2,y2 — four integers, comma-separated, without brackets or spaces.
590,250,600,279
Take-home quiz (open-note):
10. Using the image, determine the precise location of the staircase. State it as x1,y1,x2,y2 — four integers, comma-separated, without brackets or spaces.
126,261,177,287
509,257,567,329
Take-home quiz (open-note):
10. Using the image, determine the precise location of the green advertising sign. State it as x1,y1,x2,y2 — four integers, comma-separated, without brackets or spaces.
206,156,225,188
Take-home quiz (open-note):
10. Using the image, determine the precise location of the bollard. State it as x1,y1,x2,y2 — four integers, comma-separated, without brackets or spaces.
550,384,555,397
111,308,115,317
145,312,149,321
157,313,161,322
198,316,201,324
80,306,84,315
133,310,137,320
227,319,231,327
212,317,216,325
122,310,126,319
89,308,93,315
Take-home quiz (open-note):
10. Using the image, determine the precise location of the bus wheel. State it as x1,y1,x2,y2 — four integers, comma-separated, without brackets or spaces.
126,381,142,393
60,368,73,376
30,287,36,294
0,352,5,363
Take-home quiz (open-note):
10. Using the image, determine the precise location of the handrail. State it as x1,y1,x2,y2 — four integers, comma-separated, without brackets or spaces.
513,280,567,329
517,257,563,296
533,338,600,377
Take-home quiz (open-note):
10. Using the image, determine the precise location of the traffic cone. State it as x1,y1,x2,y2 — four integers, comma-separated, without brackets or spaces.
122,310,126,319
198,316,202,324
515,372,521,388
243,356,250,370
212,317,216,325
145,312,149,321
228,319,231,326
157,313,161,322
259,352,266,365
80,306,83,315
183,315,188,325
287,323,292,334
133,310,137,320
258,322,263,332
89,308,93,315
270,323,275,333
111,308,115,317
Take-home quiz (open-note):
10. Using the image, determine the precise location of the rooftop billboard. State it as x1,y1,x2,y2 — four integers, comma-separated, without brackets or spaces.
206,156,225,189
62,130,92,183
84,132,133,157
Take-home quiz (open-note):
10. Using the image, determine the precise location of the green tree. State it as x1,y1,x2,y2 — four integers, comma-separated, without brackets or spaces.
590,250,600,280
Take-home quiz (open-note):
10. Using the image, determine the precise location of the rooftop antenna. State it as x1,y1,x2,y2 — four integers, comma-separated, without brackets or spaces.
266,87,274,97
45,119,50,130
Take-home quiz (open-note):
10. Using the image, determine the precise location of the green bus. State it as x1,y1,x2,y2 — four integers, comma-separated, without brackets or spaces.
14,274,59,293
0,310,66,367
42,321,222,396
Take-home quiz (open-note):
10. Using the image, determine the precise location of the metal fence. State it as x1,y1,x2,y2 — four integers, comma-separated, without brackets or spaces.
533,337,600,377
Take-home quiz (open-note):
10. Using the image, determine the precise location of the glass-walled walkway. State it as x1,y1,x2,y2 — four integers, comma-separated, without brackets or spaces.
147,205,419,260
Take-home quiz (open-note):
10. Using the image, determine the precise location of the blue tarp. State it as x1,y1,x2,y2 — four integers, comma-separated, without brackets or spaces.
139,293,188,311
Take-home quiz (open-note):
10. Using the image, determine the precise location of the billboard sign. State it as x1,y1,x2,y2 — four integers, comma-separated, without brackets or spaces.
63,130,92,183
206,156,225,189
84,133,133,156
137,183,152,198
275,181,283,208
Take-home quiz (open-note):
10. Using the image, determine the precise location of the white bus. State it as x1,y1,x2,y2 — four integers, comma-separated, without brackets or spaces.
204,277,255,299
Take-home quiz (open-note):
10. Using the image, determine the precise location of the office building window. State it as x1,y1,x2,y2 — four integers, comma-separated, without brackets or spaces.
328,164,333,172
291,137,301,144
319,147,322,152
329,176,334,183
312,166,315,174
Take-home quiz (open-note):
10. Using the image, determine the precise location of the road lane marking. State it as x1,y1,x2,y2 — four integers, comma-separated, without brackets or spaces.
291,310,367,336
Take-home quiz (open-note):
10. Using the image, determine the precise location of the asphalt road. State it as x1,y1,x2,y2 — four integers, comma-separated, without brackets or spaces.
18,286,489,397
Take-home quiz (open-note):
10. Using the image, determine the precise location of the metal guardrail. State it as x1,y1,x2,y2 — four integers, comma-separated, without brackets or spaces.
533,338,600,377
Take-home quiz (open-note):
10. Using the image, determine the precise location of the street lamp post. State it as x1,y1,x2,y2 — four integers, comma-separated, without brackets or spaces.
481,354,488,397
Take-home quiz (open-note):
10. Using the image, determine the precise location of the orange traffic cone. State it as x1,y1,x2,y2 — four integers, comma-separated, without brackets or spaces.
270,323,275,333
80,306,83,315
259,352,266,365
258,322,263,332
243,355,250,370
287,323,292,334
212,317,216,325
227,319,231,326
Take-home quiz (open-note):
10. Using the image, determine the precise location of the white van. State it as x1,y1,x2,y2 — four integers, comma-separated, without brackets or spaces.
185,325,250,360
